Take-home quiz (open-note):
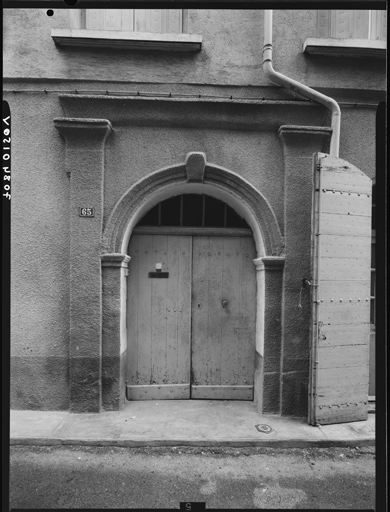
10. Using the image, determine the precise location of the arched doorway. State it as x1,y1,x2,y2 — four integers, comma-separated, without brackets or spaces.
101,155,284,412
126,194,257,400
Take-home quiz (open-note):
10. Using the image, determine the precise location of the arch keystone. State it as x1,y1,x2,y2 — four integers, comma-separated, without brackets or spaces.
185,152,207,182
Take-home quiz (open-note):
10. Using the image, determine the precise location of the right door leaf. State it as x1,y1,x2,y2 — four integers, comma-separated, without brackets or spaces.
309,153,372,425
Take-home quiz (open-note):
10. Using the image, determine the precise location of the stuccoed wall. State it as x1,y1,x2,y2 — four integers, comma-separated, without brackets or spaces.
10,94,70,410
4,9,386,92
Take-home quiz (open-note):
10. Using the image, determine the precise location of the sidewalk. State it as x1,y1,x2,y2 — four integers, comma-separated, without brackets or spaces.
10,400,375,448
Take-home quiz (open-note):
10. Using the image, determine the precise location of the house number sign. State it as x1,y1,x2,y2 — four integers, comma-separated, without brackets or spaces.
79,207,95,217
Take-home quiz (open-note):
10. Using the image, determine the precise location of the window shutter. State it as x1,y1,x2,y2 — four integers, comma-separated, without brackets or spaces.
380,10,387,40
371,10,387,40
134,10,147,32
104,10,122,31
86,10,105,30
331,10,354,39
148,9,164,33
309,153,372,425
353,10,369,39
85,9,184,34
167,10,183,34
317,11,331,38
121,10,134,32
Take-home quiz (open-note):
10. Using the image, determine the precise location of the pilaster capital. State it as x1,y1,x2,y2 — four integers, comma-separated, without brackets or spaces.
278,125,332,156
54,118,112,148
101,253,131,268
253,256,285,271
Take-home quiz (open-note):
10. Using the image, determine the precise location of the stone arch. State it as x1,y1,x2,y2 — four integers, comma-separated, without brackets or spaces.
102,156,284,258
101,154,285,413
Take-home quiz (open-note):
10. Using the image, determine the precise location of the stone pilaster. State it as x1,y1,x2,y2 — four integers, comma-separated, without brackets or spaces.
101,254,131,411
54,118,112,413
278,125,332,417
253,256,284,415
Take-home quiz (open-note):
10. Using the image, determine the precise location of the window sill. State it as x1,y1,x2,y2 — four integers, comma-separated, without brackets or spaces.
303,38,386,59
51,29,202,52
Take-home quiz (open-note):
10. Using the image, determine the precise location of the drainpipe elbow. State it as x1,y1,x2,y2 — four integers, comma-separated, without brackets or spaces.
262,9,341,158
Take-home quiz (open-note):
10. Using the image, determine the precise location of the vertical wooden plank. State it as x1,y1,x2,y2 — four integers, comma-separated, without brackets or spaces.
191,237,211,388
86,10,105,30
317,10,331,38
208,237,224,387
150,235,168,384
177,236,192,385
373,10,388,41
182,9,189,34
165,235,178,385
380,10,387,40
136,235,153,386
164,236,191,386
134,10,147,32
69,10,82,29
104,9,122,31
370,11,387,40
368,327,375,396
121,9,134,32
353,10,369,39
332,10,354,39
220,237,240,387
167,9,183,33
126,235,139,385
147,9,164,33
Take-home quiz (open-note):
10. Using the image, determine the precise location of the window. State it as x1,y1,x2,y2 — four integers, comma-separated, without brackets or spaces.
86,9,186,34
137,194,250,229
52,9,202,52
303,10,386,59
317,10,387,40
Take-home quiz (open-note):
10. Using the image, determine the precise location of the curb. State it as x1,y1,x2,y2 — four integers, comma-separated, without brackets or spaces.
10,437,375,449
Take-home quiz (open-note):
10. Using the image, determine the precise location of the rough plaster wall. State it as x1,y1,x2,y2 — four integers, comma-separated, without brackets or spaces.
339,107,377,179
9,94,70,410
4,8,386,92
104,127,285,232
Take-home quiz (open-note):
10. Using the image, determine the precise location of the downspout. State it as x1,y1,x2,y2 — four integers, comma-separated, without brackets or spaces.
263,10,341,157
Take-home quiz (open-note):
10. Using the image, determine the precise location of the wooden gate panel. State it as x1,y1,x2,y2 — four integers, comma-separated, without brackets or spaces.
319,235,371,259
126,234,191,400
164,235,192,385
127,235,153,386
220,238,241,387
191,236,256,400
310,154,372,425
318,212,371,237
315,323,370,348
191,236,223,388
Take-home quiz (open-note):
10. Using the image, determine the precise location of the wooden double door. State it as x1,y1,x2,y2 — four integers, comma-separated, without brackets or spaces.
126,232,257,400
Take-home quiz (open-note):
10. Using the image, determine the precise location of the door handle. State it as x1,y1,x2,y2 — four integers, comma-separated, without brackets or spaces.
222,300,229,308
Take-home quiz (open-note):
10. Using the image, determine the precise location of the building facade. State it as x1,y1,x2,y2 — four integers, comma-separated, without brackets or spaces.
5,8,385,423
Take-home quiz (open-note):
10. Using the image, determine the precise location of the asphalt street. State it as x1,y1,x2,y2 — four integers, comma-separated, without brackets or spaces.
9,445,375,510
